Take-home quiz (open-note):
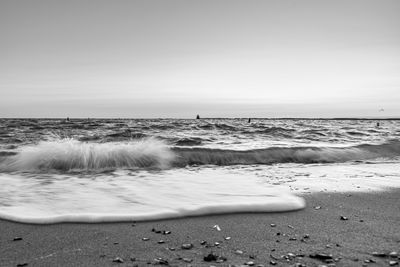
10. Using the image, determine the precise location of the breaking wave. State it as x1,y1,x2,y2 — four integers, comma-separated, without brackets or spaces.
0,138,174,172
173,140,400,166
0,139,399,172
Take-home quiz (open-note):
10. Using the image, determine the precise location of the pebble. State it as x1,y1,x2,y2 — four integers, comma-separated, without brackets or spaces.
288,225,294,229
269,260,277,265
181,243,193,250
200,240,207,245
158,240,165,244
390,252,398,258
13,237,23,241
340,216,348,220
309,253,334,260
314,206,321,210
182,258,193,263
289,237,297,241
142,237,149,241
225,236,231,240
270,224,276,227
112,257,124,263
154,258,169,265
389,261,399,266
235,250,244,255
372,252,387,257
246,261,255,266
16,263,28,267
163,231,171,235
203,253,218,262
213,225,221,231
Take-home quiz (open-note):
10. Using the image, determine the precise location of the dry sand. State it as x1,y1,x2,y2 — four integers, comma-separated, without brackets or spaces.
0,190,399,267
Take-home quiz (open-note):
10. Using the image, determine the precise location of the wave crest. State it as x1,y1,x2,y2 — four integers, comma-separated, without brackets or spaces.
0,138,174,172
173,141,400,166
1,139,399,172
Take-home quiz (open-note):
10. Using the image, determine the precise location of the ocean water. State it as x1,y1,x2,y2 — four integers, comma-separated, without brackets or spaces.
0,118,399,223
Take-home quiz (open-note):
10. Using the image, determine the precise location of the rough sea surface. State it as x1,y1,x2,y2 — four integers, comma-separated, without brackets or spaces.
0,118,399,223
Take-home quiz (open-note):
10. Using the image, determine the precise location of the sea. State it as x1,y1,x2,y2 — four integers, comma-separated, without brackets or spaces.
0,118,399,224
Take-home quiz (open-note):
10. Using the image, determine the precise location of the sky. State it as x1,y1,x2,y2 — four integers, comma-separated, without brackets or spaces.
0,0,399,118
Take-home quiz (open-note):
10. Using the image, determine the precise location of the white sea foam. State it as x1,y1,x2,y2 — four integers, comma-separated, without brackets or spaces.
1,161,399,224
0,138,174,171
0,169,305,224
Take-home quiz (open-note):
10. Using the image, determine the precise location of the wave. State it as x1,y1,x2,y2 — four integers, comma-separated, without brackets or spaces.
0,194,305,224
0,138,174,172
0,139,399,172
173,140,400,166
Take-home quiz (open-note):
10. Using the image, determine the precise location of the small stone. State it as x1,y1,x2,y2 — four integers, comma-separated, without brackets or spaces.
182,258,192,263
372,252,387,257
326,244,332,248
389,261,399,266
154,258,169,265
16,263,28,267
142,237,149,241
276,232,281,236
13,237,23,241
309,253,334,260
158,240,165,244
340,216,348,220
200,240,207,245
246,261,255,266
213,225,221,231
113,242,119,245
225,236,231,240
130,257,136,261
163,231,171,235
314,206,321,210
214,242,220,246
203,253,218,262
167,247,175,251
303,234,310,239
289,237,297,241
235,250,244,255
269,260,277,265
287,253,296,258
390,252,398,258
270,223,276,227
288,225,294,229
112,257,124,263
181,243,193,250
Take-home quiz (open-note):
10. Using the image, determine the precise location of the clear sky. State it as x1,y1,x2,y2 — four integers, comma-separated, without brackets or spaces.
1,0,399,118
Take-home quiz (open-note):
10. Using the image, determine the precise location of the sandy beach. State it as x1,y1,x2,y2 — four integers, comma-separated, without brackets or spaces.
0,190,399,267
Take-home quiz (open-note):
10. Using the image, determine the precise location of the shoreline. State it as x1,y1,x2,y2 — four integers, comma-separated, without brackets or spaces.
0,190,399,266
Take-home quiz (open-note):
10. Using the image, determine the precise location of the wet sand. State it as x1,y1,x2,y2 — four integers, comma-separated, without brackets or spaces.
0,190,399,267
